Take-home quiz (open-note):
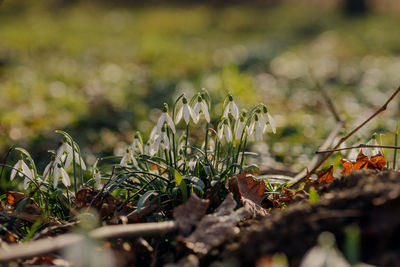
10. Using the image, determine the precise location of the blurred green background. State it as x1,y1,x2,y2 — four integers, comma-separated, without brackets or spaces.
1,0,400,171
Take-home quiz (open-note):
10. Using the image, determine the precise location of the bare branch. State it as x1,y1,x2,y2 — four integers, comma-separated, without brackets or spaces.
317,144,400,154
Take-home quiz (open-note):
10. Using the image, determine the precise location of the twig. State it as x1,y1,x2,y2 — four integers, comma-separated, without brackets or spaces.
317,144,400,154
309,69,343,123
292,85,400,187
0,221,178,262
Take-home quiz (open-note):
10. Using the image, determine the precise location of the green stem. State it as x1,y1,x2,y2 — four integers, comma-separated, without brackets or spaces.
240,137,248,169
71,142,77,195
394,121,399,169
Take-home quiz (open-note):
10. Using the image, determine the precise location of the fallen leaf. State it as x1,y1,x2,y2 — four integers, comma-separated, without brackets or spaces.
6,191,26,207
369,152,386,170
173,193,209,236
316,165,335,184
341,151,387,175
182,194,251,255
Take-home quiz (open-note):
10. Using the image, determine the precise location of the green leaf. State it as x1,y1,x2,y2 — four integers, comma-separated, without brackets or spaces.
137,190,157,213
309,187,320,204
174,170,183,186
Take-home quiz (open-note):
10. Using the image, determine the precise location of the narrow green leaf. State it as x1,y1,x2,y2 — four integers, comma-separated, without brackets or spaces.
137,190,157,213
174,170,183,186
309,187,320,204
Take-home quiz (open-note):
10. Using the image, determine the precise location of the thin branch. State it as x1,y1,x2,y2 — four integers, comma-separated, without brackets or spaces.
317,144,400,154
309,68,343,123
292,85,400,187
0,221,178,262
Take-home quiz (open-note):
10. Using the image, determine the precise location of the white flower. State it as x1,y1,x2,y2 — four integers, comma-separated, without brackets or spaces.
247,115,265,141
364,138,381,157
149,126,159,143
120,147,138,167
11,159,34,189
94,169,101,185
151,130,170,155
217,121,233,143
267,113,276,134
131,134,143,154
56,142,86,171
201,137,215,151
234,118,245,141
42,161,54,181
175,97,195,125
223,95,239,121
53,164,70,188
192,96,210,123
156,105,176,134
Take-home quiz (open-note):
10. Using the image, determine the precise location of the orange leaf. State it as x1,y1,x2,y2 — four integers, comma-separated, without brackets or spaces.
228,171,265,206
369,152,386,170
317,165,335,184
340,158,354,175
353,151,369,170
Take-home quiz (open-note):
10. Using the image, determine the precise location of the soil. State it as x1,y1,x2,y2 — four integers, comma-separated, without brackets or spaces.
220,170,400,267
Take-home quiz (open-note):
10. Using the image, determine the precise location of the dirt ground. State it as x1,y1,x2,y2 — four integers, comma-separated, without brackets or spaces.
218,170,400,266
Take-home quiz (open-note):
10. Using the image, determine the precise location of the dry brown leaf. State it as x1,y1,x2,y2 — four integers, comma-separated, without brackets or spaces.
369,152,386,170
182,194,251,255
341,151,387,175
173,193,209,236
316,165,335,184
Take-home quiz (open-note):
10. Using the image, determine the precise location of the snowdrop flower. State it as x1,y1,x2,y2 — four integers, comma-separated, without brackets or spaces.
157,103,176,134
223,95,239,121
94,168,101,185
364,137,381,157
247,114,265,141
151,127,170,155
11,158,34,189
131,132,143,154
192,95,210,123
42,159,55,181
120,147,138,167
56,141,86,171
53,164,70,188
234,112,247,141
259,106,276,134
201,137,215,151
217,119,233,143
175,96,195,125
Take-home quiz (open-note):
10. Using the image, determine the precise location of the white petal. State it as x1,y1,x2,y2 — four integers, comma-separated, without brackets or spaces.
256,122,263,141
225,124,233,143
162,133,170,150
230,102,239,120
175,107,183,124
259,114,267,132
165,113,176,134
61,168,71,187
24,177,30,190
223,104,230,118
183,104,191,125
157,113,166,131
247,122,255,136
10,161,20,181
193,102,201,120
150,126,159,142
268,113,276,134
53,167,60,188
95,171,101,184
21,161,33,180
201,101,210,123
43,162,53,181
217,126,224,141
120,153,128,167
64,153,73,170
235,121,243,141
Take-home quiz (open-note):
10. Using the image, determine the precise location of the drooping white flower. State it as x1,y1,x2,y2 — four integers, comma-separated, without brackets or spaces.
131,133,143,154
217,120,233,143
234,118,245,141
53,164,70,188
192,96,210,123
56,142,86,171
223,95,239,121
94,169,101,185
175,97,195,125
151,129,170,155
364,137,381,157
201,137,215,151
42,160,54,181
120,147,138,167
10,159,32,181
156,104,176,134
247,114,265,141
267,113,276,134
